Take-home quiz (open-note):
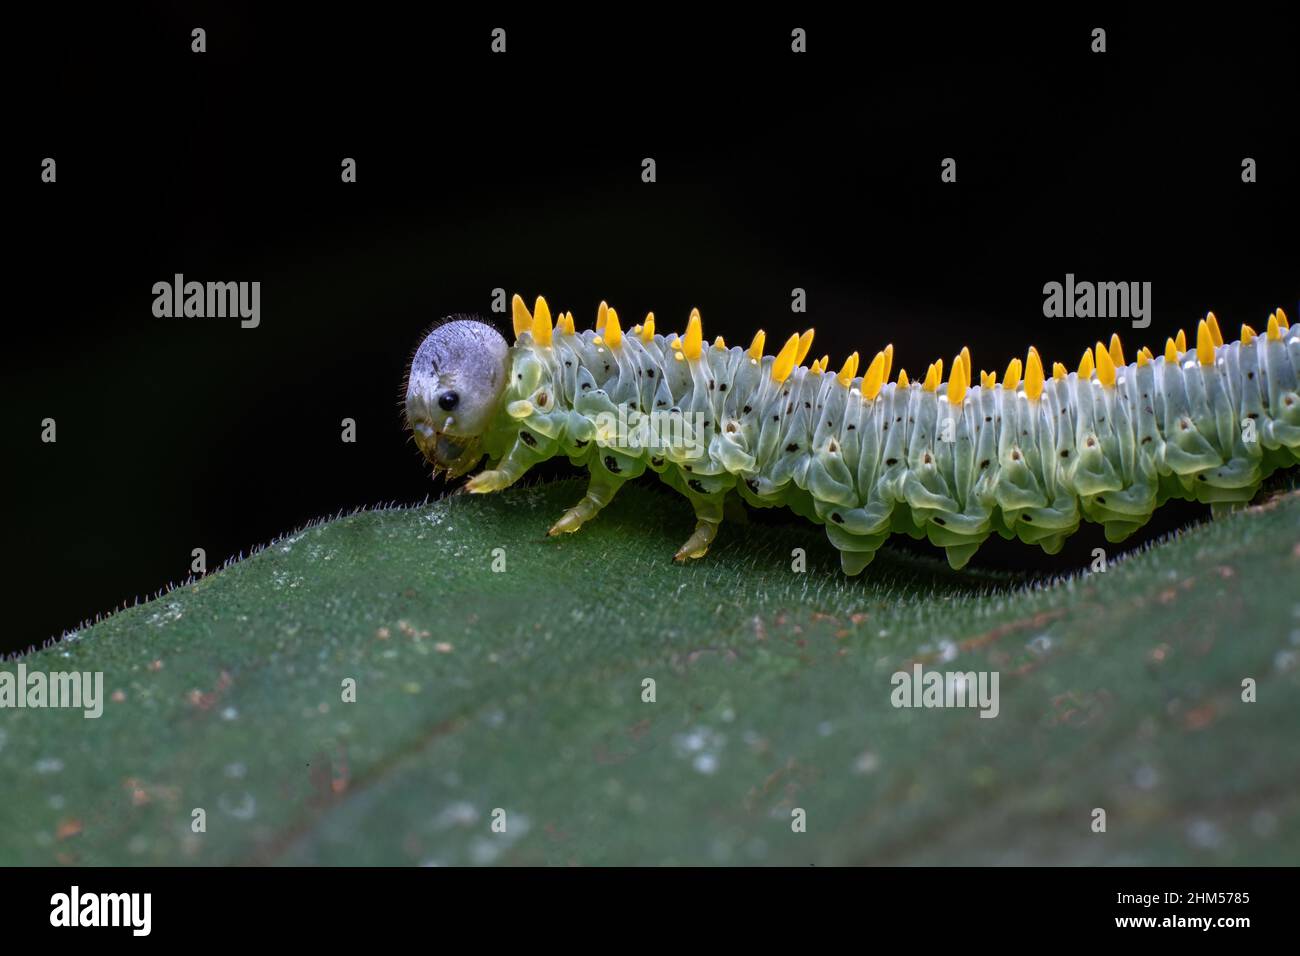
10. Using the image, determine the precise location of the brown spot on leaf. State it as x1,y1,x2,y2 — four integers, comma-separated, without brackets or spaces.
1183,703,1217,731
56,819,83,841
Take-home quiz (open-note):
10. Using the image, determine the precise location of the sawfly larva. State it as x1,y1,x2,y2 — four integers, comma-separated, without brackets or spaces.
405,296,1299,573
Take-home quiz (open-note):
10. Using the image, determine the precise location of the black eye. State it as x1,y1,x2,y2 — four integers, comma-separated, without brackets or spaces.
438,391,459,412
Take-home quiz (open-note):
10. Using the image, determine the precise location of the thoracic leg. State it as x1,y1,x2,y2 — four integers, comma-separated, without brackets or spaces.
549,471,624,536
465,443,535,494
674,494,725,562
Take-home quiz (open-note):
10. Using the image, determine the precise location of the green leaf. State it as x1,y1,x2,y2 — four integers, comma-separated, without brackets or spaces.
3,480,1299,865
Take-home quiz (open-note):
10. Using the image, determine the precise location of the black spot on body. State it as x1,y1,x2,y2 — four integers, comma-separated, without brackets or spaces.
604,455,621,473
519,432,537,447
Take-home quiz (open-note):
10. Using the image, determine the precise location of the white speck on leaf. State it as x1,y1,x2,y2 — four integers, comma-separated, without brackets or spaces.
433,801,479,830
218,792,257,820
853,751,880,775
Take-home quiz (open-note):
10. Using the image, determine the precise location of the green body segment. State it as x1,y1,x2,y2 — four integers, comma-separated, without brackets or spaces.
477,323,1300,572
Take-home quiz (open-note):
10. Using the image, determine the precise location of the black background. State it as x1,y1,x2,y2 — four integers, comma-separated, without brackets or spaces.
4,864,1287,940
9,7,1298,653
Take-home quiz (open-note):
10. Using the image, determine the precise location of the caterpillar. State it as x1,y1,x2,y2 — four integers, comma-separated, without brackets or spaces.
404,295,1299,573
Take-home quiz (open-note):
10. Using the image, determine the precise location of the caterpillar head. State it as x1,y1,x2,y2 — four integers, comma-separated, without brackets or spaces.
405,317,510,478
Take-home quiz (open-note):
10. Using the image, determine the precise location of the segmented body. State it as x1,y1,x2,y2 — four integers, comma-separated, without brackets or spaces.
470,297,1299,572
